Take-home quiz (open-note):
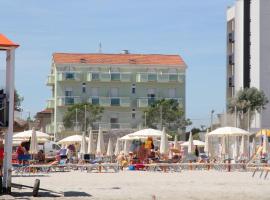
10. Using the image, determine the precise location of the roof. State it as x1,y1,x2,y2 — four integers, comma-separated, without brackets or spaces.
0,34,19,48
53,53,186,67
36,109,53,115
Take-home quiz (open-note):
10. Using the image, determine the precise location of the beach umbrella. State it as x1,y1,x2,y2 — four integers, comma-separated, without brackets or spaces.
188,132,194,154
256,129,270,137
240,136,247,158
128,128,172,139
114,138,121,155
120,134,147,141
262,134,269,155
208,127,251,137
233,136,239,160
13,129,50,141
106,138,114,156
251,137,257,156
174,135,179,149
87,128,95,154
58,135,89,145
221,136,227,155
29,127,38,154
181,140,205,147
160,127,169,154
123,140,129,155
96,127,105,155
80,131,87,154
204,134,209,154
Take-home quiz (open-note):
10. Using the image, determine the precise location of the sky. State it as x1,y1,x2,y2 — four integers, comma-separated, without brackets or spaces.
0,0,235,129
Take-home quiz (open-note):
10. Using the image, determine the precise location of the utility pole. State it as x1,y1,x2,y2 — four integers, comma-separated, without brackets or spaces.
84,105,87,133
247,108,250,132
75,108,78,132
160,105,163,130
235,106,237,128
144,112,147,128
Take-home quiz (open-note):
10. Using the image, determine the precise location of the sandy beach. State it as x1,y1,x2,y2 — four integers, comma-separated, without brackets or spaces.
7,170,270,200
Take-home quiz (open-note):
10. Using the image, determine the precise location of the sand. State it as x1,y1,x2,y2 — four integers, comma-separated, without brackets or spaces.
9,170,270,200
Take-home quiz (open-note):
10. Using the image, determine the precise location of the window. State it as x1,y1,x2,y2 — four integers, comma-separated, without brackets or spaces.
65,72,75,80
92,72,99,81
82,83,86,93
132,84,136,94
111,73,120,81
132,109,136,119
65,88,72,96
169,88,176,98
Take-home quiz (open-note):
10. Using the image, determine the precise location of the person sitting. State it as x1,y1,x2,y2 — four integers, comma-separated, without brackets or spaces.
36,150,45,163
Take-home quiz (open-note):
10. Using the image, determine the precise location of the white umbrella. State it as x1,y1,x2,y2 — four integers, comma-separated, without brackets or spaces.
80,131,87,154
114,138,121,156
262,134,269,155
204,134,209,154
13,129,50,141
128,128,171,138
106,138,114,156
160,127,169,154
240,136,247,158
123,140,129,155
208,127,251,137
252,137,257,155
188,132,194,154
58,135,89,145
182,140,205,147
120,134,147,141
87,128,95,154
173,135,179,149
233,136,239,160
96,127,105,155
29,128,38,154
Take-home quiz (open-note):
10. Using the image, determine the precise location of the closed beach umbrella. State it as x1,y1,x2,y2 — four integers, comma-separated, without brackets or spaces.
96,127,105,155
221,136,227,155
80,131,87,154
29,127,38,154
114,138,120,155
188,132,194,154
240,136,247,157
174,135,179,149
123,140,129,155
204,134,209,154
106,138,114,156
262,134,269,155
87,128,95,154
160,127,169,154
233,136,239,160
252,137,257,156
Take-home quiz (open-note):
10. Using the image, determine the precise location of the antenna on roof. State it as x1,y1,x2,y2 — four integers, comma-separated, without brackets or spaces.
98,42,102,53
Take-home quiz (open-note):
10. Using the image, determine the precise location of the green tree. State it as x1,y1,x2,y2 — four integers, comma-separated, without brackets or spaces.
63,103,104,131
15,90,24,111
228,87,268,129
144,99,191,132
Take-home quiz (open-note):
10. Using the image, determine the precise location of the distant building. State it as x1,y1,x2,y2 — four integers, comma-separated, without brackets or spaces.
46,52,187,140
226,0,270,130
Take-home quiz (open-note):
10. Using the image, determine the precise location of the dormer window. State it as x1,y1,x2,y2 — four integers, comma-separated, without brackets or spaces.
80,58,87,63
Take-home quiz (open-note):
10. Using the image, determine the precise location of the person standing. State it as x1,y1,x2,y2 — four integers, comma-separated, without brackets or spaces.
0,140,4,176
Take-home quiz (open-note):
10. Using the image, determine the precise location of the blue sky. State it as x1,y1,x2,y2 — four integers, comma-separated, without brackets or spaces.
0,0,234,129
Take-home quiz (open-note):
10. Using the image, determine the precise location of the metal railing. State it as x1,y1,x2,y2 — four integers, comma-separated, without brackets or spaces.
46,75,55,85
46,99,54,109
136,72,184,83
57,96,81,106
137,97,183,108
87,72,131,82
89,97,131,107
57,72,82,81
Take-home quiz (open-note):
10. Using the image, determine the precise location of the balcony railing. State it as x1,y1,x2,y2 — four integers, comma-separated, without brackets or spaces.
136,73,184,83
92,123,132,130
45,123,54,134
46,75,55,86
46,99,55,109
57,72,81,81
57,96,81,106
87,72,131,82
137,97,183,108
89,97,131,107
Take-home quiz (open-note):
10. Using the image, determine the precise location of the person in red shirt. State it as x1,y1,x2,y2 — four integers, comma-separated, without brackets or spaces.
0,139,4,176
16,144,26,164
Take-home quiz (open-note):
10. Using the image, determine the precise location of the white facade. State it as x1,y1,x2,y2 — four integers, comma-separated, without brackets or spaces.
226,0,270,129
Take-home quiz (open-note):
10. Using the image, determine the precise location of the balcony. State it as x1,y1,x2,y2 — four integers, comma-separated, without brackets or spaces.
228,32,235,43
137,97,183,108
87,72,131,82
228,54,234,65
46,99,54,109
57,96,81,106
46,75,55,86
136,73,184,83
89,97,131,107
228,76,234,87
57,72,81,82
93,123,132,130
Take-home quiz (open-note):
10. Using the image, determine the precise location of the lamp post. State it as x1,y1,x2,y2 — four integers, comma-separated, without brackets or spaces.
210,110,215,131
